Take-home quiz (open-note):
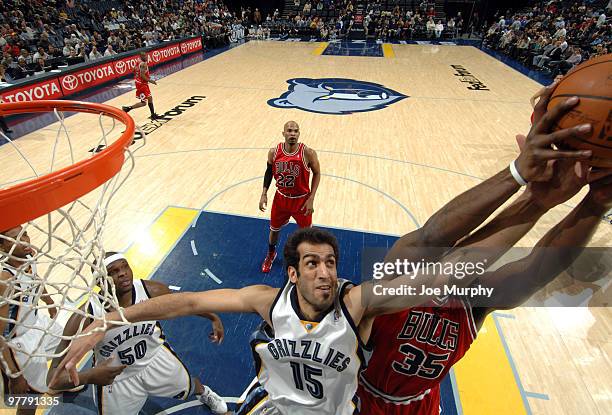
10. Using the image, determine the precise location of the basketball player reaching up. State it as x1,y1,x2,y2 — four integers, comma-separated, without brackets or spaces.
53,95,598,414
357,90,612,413
358,169,612,413
122,52,161,120
46,253,228,415
1,226,61,415
259,121,321,273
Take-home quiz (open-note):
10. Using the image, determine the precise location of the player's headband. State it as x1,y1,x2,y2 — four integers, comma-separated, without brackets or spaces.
103,253,126,268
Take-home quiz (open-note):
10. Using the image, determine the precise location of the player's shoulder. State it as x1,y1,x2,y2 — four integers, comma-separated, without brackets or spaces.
303,145,317,155
303,145,317,162
241,285,281,320
267,146,277,162
242,284,280,308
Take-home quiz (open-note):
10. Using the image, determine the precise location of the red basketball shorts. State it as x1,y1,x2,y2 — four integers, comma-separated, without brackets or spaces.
357,384,441,415
136,83,151,101
270,191,312,231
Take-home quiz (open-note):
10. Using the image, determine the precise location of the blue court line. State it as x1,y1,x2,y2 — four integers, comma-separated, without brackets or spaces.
493,312,516,319
524,392,550,400
492,313,537,415
449,368,464,415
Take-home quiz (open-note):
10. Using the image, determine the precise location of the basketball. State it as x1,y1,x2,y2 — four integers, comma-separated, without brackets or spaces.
548,53,612,167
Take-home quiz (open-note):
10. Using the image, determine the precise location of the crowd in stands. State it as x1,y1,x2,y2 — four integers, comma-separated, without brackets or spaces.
482,0,611,77
0,0,478,85
0,0,239,82
5,0,599,85
265,0,467,42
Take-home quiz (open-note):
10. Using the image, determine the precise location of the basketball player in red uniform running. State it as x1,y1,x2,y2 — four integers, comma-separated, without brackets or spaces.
259,121,321,273
357,86,612,415
122,52,161,120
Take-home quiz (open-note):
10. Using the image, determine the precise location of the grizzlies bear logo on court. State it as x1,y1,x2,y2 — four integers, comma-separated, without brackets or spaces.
268,78,407,115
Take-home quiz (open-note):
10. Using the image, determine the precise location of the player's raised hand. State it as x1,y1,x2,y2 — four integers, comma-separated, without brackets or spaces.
524,159,589,210
88,358,127,385
50,322,106,386
515,91,593,183
259,193,268,212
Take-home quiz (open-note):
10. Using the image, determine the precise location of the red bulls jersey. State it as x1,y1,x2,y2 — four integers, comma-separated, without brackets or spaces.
359,297,477,406
272,142,311,197
135,64,149,86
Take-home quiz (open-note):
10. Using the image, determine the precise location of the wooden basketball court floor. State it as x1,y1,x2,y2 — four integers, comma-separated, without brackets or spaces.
1,41,611,414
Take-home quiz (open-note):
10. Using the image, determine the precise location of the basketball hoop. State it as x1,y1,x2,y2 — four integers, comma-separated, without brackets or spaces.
0,100,140,381
0,100,135,231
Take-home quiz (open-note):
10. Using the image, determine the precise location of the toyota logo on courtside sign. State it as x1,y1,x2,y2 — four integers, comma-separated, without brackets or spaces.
115,60,127,73
62,75,78,91
180,43,187,54
152,51,161,62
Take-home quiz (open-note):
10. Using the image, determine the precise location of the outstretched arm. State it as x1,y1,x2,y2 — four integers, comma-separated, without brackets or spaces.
476,174,611,315
144,280,225,343
454,156,592,260
51,285,278,386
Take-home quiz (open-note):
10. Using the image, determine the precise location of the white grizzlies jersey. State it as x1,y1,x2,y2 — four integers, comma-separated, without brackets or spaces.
90,279,164,380
2,264,40,339
251,279,365,414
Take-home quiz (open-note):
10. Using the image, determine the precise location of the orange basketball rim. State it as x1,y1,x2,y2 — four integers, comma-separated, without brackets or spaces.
0,100,135,231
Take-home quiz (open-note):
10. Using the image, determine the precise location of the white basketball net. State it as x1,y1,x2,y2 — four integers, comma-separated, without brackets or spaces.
0,105,143,381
